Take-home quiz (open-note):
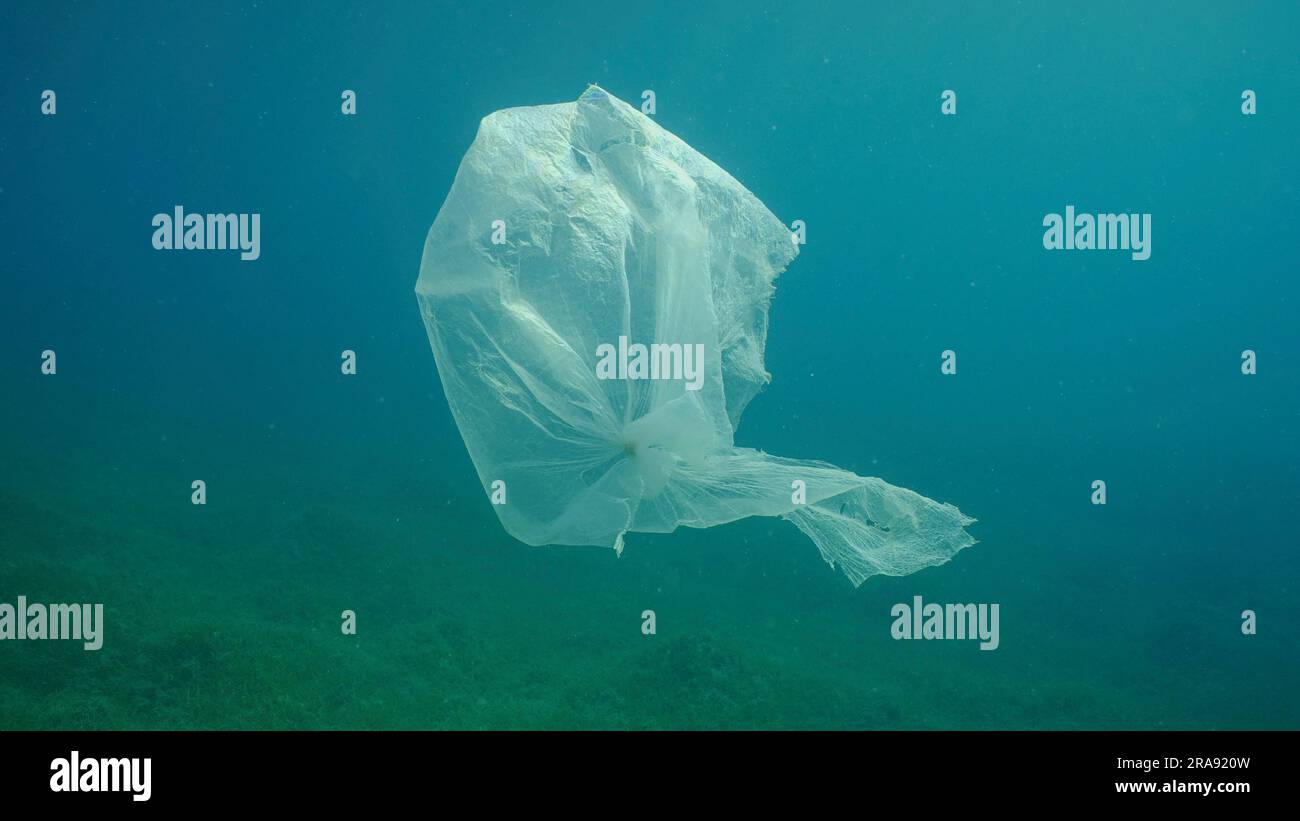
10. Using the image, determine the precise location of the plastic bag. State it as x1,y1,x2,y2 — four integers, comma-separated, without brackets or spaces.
416,86,974,585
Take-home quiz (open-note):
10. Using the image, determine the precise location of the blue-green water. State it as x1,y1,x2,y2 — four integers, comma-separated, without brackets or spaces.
2,2,1297,729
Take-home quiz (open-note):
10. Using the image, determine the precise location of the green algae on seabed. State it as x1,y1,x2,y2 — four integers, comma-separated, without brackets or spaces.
0,460,1295,730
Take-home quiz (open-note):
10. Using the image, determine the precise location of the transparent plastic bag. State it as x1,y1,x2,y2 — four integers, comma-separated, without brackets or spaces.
416,86,974,585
